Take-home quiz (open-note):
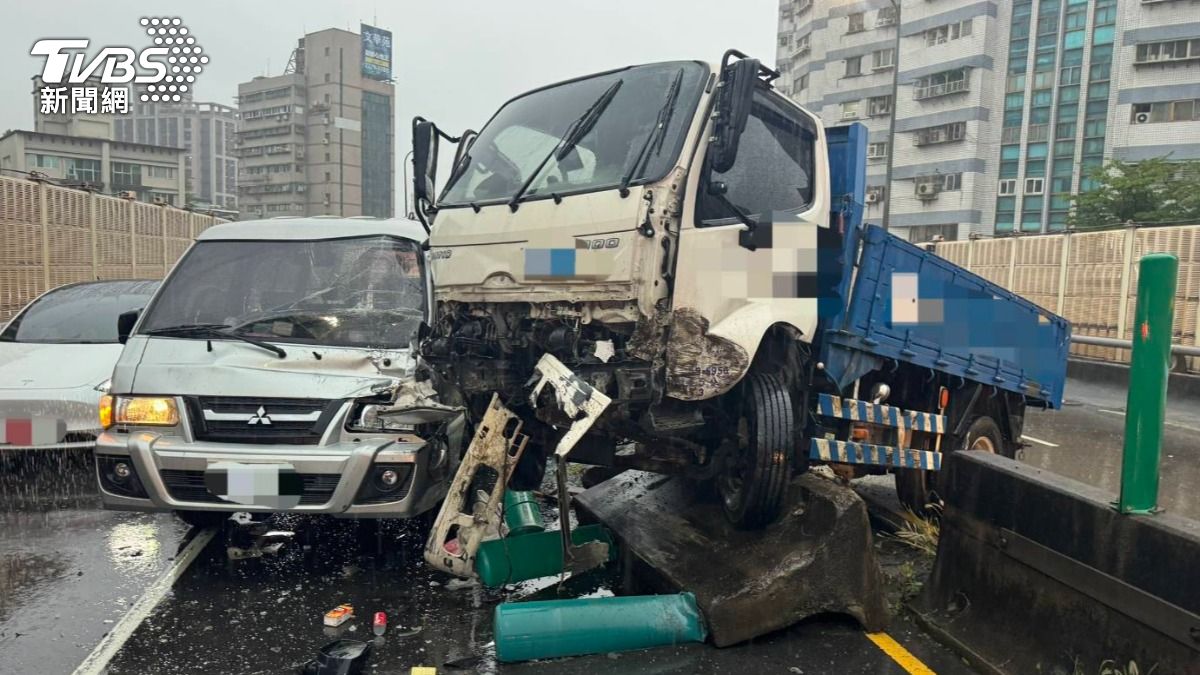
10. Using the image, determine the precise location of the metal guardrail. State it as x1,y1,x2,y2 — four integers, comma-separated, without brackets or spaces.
1071,334,1200,358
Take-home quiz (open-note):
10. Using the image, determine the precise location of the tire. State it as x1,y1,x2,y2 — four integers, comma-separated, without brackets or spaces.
961,415,1011,457
718,373,792,529
174,510,230,529
895,414,1009,513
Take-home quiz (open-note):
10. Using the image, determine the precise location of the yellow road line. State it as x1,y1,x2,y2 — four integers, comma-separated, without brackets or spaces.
865,632,937,675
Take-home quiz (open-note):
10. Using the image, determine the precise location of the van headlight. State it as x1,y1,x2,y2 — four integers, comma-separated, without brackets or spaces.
346,403,415,433
113,396,180,427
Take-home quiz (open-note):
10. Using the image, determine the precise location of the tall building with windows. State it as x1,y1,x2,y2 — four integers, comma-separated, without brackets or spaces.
236,26,396,219
993,0,1117,234
775,0,1200,240
1110,0,1200,164
114,100,239,209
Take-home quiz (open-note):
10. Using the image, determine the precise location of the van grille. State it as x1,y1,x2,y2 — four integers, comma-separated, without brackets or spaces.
186,396,337,445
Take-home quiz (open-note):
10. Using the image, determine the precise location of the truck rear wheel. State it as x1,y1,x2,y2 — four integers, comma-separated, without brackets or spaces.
718,373,792,529
895,414,1010,513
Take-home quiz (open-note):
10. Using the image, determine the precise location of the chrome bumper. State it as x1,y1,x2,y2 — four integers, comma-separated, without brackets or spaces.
94,430,449,518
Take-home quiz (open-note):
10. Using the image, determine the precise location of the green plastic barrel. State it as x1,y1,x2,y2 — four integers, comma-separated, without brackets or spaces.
494,593,707,663
503,490,545,536
474,524,614,588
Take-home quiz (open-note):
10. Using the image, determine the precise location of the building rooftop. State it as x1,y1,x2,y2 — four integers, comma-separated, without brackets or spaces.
0,129,185,155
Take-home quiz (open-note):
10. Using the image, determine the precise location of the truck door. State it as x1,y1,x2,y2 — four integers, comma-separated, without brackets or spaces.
666,87,830,399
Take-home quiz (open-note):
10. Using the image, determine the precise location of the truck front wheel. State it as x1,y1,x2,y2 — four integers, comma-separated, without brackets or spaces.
718,373,792,529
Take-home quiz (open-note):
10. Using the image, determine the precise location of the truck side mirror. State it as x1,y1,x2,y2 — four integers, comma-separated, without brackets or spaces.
117,309,140,345
412,119,440,209
709,58,759,173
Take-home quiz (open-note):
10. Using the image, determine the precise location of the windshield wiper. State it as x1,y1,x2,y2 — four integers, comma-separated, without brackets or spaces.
709,187,758,232
143,324,287,359
507,78,624,210
618,68,685,196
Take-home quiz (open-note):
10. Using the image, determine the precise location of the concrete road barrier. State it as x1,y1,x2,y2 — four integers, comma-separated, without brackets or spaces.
914,451,1200,674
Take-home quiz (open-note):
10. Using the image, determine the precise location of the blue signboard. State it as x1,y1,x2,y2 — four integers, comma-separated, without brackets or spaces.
361,24,392,81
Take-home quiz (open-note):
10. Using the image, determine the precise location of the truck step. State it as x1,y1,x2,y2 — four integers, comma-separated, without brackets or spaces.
809,438,943,471
815,394,945,433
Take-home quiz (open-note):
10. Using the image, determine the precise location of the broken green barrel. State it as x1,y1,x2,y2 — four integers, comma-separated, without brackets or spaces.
474,523,614,588
503,490,545,536
494,593,707,662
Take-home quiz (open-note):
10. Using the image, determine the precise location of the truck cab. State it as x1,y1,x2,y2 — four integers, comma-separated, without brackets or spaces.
412,52,1068,527
95,217,465,526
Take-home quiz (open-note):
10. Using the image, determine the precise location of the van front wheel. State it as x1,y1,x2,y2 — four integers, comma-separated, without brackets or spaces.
718,373,792,529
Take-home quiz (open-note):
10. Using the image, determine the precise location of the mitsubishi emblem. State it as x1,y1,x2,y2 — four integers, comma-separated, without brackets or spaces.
247,406,273,425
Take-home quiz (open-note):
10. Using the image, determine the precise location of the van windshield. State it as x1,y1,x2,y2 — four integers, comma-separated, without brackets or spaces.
139,236,426,349
439,61,707,207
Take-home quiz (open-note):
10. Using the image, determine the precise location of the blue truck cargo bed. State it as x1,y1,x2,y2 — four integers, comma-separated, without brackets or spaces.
819,124,1070,409
821,225,1071,408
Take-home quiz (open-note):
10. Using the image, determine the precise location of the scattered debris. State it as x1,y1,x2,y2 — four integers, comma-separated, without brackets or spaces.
323,604,354,628
299,639,372,675
424,394,529,578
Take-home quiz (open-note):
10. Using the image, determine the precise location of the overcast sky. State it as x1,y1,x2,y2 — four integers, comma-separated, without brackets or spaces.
4,0,777,204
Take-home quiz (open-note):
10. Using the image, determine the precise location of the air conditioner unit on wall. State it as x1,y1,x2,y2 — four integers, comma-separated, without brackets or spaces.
865,192,880,203
1133,112,1151,124
916,182,940,199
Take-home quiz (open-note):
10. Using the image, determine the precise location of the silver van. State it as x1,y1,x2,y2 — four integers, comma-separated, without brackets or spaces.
95,217,464,527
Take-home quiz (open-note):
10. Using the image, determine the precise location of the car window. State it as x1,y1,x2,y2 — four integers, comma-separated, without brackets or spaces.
696,88,817,226
0,281,158,344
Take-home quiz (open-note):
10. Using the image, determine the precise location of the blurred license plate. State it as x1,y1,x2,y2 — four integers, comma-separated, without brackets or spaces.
0,418,66,445
204,462,302,508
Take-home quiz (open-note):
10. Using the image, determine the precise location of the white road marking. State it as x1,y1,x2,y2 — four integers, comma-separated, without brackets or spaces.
1095,407,1200,432
72,527,217,675
1021,434,1059,447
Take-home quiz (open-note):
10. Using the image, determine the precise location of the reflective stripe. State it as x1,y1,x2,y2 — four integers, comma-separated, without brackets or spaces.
814,394,946,433
808,438,943,471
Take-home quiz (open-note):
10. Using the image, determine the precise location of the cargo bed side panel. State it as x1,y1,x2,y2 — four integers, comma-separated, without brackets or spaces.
824,225,1070,408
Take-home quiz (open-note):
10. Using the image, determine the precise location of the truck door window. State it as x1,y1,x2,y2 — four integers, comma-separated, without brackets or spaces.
696,89,817,226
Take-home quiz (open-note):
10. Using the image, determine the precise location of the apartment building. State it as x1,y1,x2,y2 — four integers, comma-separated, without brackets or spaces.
0,129,186,205
776,0,1200,240
1109,0,1200,164
777,0,903,230
236,26,396,219
114,100,238,209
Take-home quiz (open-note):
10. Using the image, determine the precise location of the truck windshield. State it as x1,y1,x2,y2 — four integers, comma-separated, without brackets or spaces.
439,61,707,207
139,236,426,349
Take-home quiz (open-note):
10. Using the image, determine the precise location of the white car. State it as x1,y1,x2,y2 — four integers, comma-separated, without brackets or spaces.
0,280,159,451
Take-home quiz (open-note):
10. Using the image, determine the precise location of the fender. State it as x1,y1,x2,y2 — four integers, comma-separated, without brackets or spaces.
664,299,816,401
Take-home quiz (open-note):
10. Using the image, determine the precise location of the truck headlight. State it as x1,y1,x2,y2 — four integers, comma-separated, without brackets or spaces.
114,396,180,426
346,403,415,433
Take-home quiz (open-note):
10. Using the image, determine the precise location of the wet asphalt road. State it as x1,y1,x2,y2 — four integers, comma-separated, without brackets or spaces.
1021,376,1200,521
1,374,1196,674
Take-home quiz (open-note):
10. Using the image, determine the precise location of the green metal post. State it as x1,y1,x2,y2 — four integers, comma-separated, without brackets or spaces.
1117,253,1178,514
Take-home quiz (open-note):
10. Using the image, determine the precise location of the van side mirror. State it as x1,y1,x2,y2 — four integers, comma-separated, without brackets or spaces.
412,118,440,211
117,309,140,345
709,57,759,173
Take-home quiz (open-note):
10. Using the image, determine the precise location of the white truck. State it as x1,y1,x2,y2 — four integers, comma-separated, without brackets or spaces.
410,51,1069,529
95,217,465,527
